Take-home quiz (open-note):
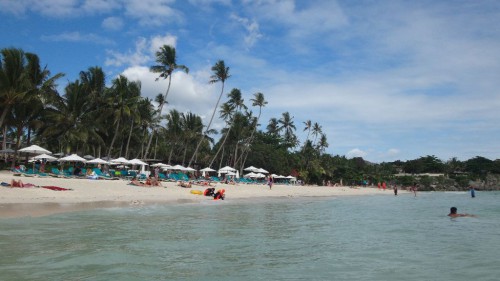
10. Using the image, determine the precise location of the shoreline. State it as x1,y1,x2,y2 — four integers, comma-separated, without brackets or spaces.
0,171,406,218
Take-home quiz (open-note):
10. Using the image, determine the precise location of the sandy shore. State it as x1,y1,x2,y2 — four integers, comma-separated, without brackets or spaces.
0,171,405,218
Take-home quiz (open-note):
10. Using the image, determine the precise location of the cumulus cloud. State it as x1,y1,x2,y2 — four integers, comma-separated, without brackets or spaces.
124,0,182,26
105,33,177,68
346,148,367,159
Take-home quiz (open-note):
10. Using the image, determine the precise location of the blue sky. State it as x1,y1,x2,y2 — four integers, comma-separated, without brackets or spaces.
1,0,500,163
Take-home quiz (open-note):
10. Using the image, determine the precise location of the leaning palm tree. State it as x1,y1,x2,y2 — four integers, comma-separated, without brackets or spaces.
234,92,267,169
188,60,230,167
146,45,188,158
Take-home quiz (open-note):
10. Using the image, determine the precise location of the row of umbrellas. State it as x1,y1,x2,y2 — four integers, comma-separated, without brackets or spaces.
17,145,149,166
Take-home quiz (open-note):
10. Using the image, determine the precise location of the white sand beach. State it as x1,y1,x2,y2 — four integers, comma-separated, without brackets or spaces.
0,171,405,218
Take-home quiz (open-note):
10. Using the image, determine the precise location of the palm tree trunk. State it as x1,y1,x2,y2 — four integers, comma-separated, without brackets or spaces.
188,82,225,167
235,109,261,167
107,118,121,158
125,117,134,159
209,125,232,168
0,105,12,131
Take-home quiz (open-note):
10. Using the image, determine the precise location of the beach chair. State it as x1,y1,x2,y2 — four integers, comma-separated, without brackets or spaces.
92,168,114,180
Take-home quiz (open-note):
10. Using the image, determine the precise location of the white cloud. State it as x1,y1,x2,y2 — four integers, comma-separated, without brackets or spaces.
150,34,177,55
124,0,182,26
230,14,263,49
41,31,114,45
346,148,367,159
105,37,150,67
121,65,225,131
102,16,124,31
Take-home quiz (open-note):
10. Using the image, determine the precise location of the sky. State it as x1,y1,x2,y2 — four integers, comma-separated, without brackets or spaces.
1,0,500,163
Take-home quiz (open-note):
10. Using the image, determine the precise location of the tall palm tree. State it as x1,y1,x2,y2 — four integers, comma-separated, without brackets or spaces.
317,133,329,154
143,93,165,158
235,92,267,169
278,111,297,149
106,75,141,158
147,45,188,158
209,88,246,167
311,122,322,146
188,60,230,167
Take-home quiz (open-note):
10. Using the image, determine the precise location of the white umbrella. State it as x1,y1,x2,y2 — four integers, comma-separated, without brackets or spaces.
151,163,167,167
218,166,236,173
244,166,258,171
111,157,130,164
200,167,216,172
33,153,57,161
256,168,268,174
244,172,257,178
18,144,51,155
87,158,109,164
58,154,87,162
255,173,266,178
171,164,185,170
129,158,148,166
83,155,95,160
184,167,196,172
226,171,236,176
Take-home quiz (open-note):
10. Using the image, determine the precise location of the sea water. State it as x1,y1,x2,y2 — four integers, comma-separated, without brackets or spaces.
1,192,499,281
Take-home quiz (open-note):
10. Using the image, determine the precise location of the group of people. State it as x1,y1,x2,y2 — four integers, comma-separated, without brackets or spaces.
203,187,225,200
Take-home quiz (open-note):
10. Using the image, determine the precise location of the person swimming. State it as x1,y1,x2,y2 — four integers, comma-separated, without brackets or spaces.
448,207,475,218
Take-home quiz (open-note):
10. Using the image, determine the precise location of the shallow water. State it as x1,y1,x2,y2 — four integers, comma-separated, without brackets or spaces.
1,192,499,280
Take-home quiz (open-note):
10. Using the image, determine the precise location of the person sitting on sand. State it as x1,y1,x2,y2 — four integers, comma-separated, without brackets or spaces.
11,179,24,187
177,181,191,188
448,207,476,218
151,176,161,187
130,176,145,186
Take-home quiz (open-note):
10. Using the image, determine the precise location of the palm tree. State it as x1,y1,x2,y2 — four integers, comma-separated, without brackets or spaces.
188,60,230,167
311,122,322,146
278,112,297,149
235,92,267,169
147,45,188,158
106,75,141,158
267,118,279,135
317,133,329,154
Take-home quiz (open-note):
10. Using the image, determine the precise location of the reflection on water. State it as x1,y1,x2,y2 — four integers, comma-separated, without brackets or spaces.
1,193,499,280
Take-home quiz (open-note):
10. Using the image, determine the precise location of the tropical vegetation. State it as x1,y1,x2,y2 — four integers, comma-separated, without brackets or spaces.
1,46,500,189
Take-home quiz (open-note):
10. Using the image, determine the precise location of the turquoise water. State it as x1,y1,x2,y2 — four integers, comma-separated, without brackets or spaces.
1,192,499,281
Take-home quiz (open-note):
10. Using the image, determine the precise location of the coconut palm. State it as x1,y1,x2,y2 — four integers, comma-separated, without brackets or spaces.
188,60,230,167
147,45,188,158
311,122,323,146
278,112,297,149
106,75,141,158
267,118,279,135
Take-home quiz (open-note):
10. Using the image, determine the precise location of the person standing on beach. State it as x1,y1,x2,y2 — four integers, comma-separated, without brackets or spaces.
393,185,398,196
268,176,273,190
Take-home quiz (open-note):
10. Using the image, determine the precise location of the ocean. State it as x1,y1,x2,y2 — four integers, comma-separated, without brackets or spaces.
1,191,499,281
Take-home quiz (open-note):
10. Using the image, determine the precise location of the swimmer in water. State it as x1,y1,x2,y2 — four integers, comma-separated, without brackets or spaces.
448,207,476,218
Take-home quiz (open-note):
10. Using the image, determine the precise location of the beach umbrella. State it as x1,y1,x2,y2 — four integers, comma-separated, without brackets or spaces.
129,159,148,166
218,166,236,173
244,166,258,172
83,155,95,160
184,167,196,172
111,157,130,164
18,144,51,155
244,172,257,178
33,153,57,161
256,168,269,174
200,167,216,172
87,158,109,164
171,164,185,170
58,154,87,162
151,163,167,167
